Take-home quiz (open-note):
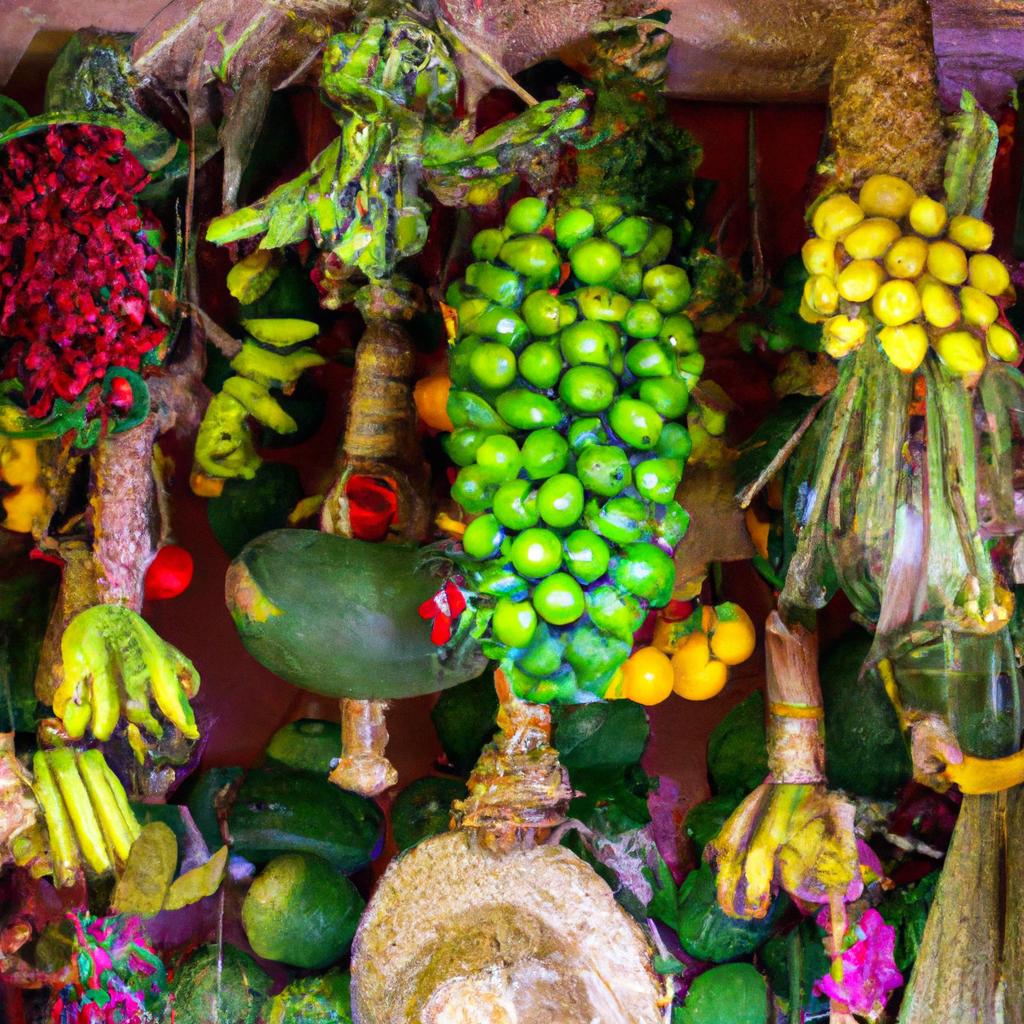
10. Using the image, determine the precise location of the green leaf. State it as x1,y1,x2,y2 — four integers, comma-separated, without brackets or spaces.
646,853,679,928
111,822,178,916
164,845,229,910
944,90,998,218
430,670,499,775
654,953,685,975
568,763,654,836
0,96,27,133
552,701,650,773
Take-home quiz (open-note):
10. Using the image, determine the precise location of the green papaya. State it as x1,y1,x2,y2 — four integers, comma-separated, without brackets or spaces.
430,671,499,774
227,530,486,700
184,766,244,851
227,767,383,873
390,776,465,851
207,464,303,559
675,963,769,1024
171,945,271,1024
759,919,830,1020
265,719,341,775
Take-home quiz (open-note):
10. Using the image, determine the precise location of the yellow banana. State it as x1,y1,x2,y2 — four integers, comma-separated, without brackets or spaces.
222,376,298,434
77,749,137,863
32,751,79,887
47,749,111,875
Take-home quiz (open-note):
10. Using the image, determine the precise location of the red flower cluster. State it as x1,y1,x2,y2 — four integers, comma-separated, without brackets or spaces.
0,125,165,418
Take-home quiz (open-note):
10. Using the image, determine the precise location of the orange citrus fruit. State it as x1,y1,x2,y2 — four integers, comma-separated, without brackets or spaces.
621,646,674,705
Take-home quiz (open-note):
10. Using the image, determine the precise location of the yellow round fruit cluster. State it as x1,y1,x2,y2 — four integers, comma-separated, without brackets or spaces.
800,174,1018,378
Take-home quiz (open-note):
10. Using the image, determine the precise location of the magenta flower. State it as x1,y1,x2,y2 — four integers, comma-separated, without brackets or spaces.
814,907,903,1020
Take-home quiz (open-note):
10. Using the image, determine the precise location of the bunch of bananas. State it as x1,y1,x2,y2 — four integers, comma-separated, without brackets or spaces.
193,252,324,489
443,196,702,704
801,174,1018,379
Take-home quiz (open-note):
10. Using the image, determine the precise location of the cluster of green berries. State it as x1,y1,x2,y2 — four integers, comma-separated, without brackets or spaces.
444,196,703,703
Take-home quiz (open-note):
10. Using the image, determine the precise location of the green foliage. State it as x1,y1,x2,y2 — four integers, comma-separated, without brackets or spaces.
568,762,655,836
429,670,499,774
877,871,940,973
552,700,650,772
734,395,820,496
391,776,466,852
684,793,743,858
706,692,769,796
760,919,831,1021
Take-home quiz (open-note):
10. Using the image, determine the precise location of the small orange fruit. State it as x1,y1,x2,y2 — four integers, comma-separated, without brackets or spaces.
709,603,757,666
673,658,729,701
621,646,674,705
414,373,454,431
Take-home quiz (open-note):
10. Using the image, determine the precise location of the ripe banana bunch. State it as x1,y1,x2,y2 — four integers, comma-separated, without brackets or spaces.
29,747,141,887
801,174,1018,380
54,605,200,747
193,252,325,487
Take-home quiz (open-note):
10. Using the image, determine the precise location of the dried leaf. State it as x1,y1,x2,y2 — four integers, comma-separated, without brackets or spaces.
111,822,177,917
944,90,998,218
163,844,229,910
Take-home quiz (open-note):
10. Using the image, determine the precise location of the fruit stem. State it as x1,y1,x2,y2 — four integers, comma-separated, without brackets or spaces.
329,699,398,797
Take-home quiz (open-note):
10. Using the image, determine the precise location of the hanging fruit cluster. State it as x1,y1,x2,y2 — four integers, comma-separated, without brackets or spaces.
801,173,1018,378
443,196,703,704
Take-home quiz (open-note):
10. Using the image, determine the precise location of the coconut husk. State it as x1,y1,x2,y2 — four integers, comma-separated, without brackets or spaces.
350,830,663,1024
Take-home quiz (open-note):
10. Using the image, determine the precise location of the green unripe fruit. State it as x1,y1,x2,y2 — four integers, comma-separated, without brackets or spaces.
643,264,692,314
449,334,482,387
656,422,693,461
575,286,631,322
676,351,706,389
635,456,683,503
559,365,617,413
471,308,529,350
520,428,569,479
570,237,623,285
451,465,497,513
660,314,698,353
493,479,539,529
521,290,563,336
639,223,673,266
496,390,562,430
499,235,560,283
623,300,663,339
609,398,663,449
518,342,562,389
593,203,624,232
492,598,539,648
537,474,585,528
532,573,585,625
447,389,511,434
443,427,487,467
445,280,475,307
517,623,565,676
511,527,564,578
471,228,505,261
611,542,676,606
567,421,606,458
465,262,523,307
505,196,548,234
475,435,522,482
555,208,595,249
474,564,529,599
563,530,611,583
469,342,517,390
606,216,652,256
586,495,647,545
558,301,578,327
576,444,632,497
612,256,643,298
586,585,646,642
639,376,690,418
626,339,673,377
560,321,618,367
458,298,491,331
462,514,504,558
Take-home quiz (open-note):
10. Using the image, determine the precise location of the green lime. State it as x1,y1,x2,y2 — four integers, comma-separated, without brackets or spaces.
518,342,562,389
660,314,698,353
469,342,517,390
623,300,663,339
537,473,584,528
532,572,585,625
516,623,565,676
471,228,505,261
610,541,676,605
449,334,483,388
593,203,624,232
445,280,475,308
612,256,643,298
656,422,693,461
563,530,611,583
677,351,705,388
555,208,595,249
520,427,569,479
639,223,673,266
586,585,646,642
577,444,632,497
559,365,617,413
492,597,539,646
570,237,623,285
567,416,607,453
611,349,625,376
559,321,618,367
451,465,498,513
499,235,561,283
475,435,522,482
458,297,491,332
633,457,682,503
565,624,631,689
241,853,363,969
462,513,504,558
505,196,548,234
447,389,511,434
639,376,690,419
471,308,529,350
511,527,564,578
474,563,529,599
643,264,692,314
495,390,562,430
465,262,523,307
585,495,647,545
606,216,652,256
559,301,578,327
493,478,539,529
625,338,673,377
608,398,663,449
521,290,563,336
575,286,631,322
443,427,486,467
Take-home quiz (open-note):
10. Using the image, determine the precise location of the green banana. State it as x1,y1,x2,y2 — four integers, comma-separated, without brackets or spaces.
194,392,261,480
229,342,326,388
222,377,298,434
48,747,111,874
32,750,78,886
78,749,136,862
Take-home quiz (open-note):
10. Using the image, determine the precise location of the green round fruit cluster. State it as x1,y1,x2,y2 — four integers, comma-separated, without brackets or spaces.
444,197,703,703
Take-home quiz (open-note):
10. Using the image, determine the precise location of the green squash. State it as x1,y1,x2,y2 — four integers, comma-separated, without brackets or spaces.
227,530,486,700
676,963,769,1024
